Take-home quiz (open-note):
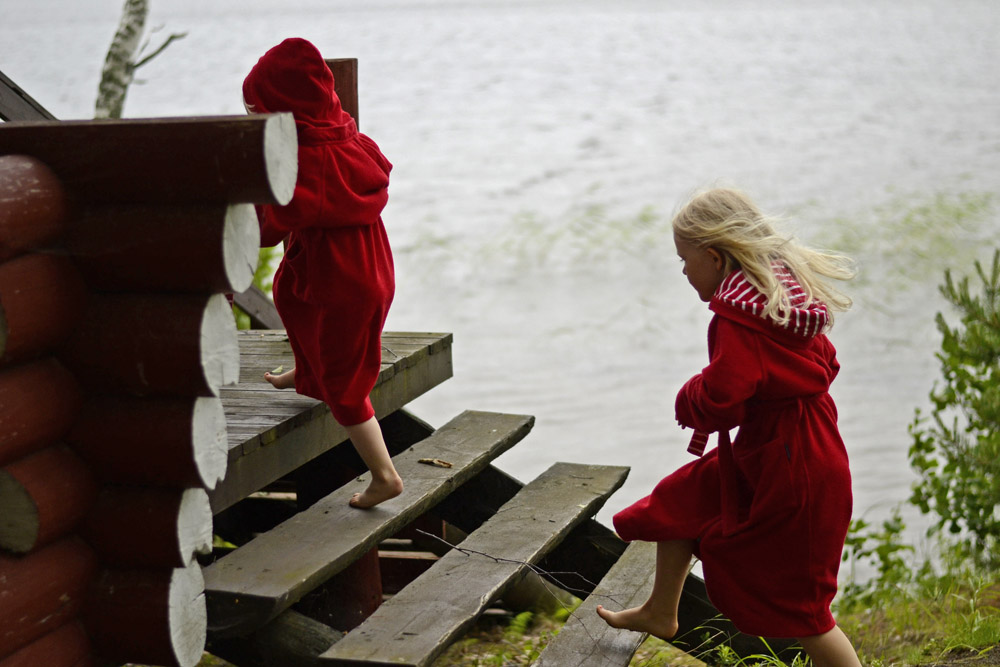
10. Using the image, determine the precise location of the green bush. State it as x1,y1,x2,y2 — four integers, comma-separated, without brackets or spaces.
908,249,1000,566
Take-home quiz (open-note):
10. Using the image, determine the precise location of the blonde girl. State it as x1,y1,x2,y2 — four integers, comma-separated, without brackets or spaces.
598,188,861,667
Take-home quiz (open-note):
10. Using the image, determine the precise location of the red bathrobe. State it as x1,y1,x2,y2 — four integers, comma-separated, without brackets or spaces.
243,38,394,426
614,267,853,638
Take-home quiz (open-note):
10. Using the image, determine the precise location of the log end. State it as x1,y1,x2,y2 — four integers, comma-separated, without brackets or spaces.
201,293,240,393
222,204,261,294
0,468,39,553
169,564,208,667
263,113,298,206
193,396,228,490
178,488,213,561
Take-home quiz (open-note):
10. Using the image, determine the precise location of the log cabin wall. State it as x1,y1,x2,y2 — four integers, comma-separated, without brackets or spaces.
0,115,297,667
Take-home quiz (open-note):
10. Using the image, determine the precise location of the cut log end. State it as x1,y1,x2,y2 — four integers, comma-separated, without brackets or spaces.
263,113,298,206
169,564,208,667
222,203,261,294
193,396,228,489
168,565,208,667
0,445,98,554
201,293,240,392
86,564,207,667
177,488,213,562
0,468,39,553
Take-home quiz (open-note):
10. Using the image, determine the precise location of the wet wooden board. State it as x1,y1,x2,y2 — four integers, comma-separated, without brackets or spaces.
318,462,630,667
534,541,656,667
210,330,453,513
204,410,534,637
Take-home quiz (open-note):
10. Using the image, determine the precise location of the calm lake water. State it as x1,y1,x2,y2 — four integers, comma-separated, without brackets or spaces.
3,0,999,566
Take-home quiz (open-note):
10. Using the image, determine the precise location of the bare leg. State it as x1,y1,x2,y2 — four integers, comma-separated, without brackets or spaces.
595,539,694,640
344,416,404,509
797,626,862,667
264,366,296,389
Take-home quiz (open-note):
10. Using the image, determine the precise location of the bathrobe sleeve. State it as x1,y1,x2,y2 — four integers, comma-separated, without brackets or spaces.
676,315,765,433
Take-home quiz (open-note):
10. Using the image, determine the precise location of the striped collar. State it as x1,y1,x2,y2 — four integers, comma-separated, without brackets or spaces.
712,266,828,339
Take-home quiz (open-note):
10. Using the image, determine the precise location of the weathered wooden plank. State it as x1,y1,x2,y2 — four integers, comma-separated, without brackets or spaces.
432,462,627,599
204,411,534,637
535,541,656,667
232,285,284,330
318,462,630,667
210,332,453,509
0,69,57,122
0,114,297,205
207,608,344,667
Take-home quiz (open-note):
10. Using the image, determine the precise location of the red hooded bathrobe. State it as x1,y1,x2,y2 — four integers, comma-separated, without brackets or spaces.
243,38,394,426
614,267,853,638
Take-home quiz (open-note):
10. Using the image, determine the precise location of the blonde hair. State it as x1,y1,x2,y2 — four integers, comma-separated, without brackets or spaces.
672,187,855,327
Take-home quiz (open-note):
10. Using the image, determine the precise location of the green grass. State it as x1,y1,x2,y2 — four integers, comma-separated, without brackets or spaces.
423,568,1000,667
837,577,1000,666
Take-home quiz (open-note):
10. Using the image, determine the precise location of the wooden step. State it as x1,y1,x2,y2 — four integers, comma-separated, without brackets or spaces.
534,541,657,667
540,539,805,666
203,410,534,637
317,461,630,667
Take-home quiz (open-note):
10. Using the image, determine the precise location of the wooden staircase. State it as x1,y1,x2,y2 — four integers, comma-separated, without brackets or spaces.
201,402,800,667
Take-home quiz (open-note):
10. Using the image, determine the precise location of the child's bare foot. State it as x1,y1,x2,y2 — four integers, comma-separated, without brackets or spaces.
349,474,404,509
264,366,296,389
596,604,679,640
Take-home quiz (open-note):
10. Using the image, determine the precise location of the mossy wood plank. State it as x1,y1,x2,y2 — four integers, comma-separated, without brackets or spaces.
433,464,627,598
318,462,630,667
204,411,534,636
534,541,656,667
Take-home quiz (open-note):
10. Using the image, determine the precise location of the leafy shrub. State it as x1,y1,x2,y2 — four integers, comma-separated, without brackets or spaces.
908,249,1000,565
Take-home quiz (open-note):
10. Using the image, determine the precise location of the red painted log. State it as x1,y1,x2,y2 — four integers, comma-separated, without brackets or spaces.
84,564,207,667
0,358,81,467
0,445,98,554
83,486,212,569
0,115,296,206
0,253,87,365
0,621,92,667
59,292,238,397
0,155,68,262
0,538,98,659
65,202,260,294
67,396,227,490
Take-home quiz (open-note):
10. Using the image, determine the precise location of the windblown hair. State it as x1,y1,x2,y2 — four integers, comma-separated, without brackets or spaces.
672,187,855,328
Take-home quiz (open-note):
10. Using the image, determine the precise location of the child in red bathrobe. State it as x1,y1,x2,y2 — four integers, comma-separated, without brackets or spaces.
597,188,862,666
243,37,402,509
